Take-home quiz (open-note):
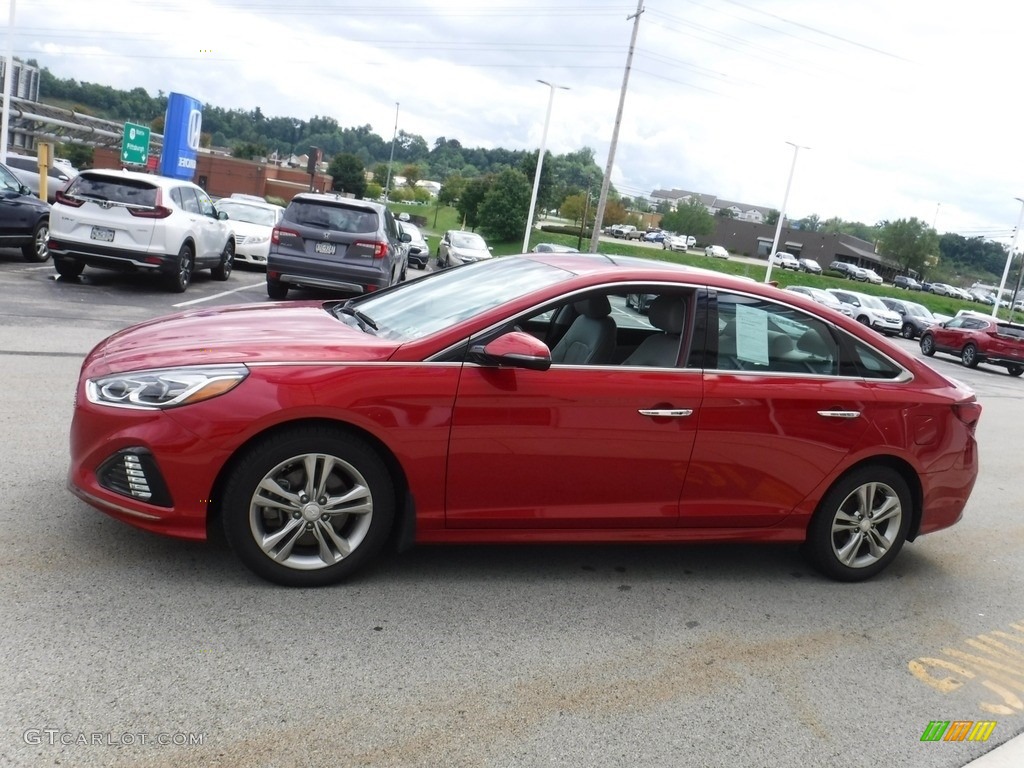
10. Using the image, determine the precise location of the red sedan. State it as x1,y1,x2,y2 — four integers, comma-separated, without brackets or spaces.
69,254,981,586
920,311,1024,375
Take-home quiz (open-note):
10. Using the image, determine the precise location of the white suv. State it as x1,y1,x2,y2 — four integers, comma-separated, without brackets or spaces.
49,169,235,292
827,288,902,335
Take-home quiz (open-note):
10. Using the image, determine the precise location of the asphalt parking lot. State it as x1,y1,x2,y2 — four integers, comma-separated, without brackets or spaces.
1,249,1022,768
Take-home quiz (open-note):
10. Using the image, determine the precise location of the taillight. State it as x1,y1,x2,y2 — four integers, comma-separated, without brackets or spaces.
272,226,300,245
953,401,982,431
355,240,388,259
55,190,84,208
128,188,171,219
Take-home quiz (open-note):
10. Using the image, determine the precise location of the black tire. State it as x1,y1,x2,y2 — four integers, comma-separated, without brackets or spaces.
920,334,935,356
212,240,234,281
267,277,288,300
53,257,84,278
961,343,979,368
1008,365,1024,377
804,465,912,582
856,315,871,326
167,243,194,293
22,219,50,262
221,426,396,587
900,323,915,339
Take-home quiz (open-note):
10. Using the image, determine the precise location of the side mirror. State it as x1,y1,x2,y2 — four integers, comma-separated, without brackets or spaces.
217,209,228,221
471,331,551,371
401,232,411,243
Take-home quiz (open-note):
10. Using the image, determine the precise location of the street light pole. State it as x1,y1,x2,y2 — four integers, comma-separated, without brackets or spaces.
764,141,808,283
993,197,1024,318
522,80,568,253
383,101,399,202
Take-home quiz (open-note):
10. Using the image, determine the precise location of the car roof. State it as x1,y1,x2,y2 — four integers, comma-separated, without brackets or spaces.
77,168,198,189
290,192,385,212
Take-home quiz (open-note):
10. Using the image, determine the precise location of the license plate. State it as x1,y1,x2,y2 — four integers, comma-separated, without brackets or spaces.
314,241,336,255
90,226,115,242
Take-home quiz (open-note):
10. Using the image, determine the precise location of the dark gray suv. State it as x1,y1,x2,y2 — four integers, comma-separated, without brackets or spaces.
266,194,409,300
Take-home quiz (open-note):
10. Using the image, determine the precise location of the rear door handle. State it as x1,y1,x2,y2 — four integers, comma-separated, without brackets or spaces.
817,410,861,419
639,409,693,418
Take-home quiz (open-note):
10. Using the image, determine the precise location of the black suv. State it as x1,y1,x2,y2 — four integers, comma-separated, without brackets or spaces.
0,160,51,262
893,275,922,291
266,194,409,300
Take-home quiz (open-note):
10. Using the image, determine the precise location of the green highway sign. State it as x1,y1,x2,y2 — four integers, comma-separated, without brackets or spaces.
121,122,151,165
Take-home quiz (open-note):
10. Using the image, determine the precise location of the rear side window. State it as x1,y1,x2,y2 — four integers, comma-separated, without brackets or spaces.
68,174,158,207
285,201,378,234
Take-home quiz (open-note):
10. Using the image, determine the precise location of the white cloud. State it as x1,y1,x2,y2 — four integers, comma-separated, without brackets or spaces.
13,0,1024,241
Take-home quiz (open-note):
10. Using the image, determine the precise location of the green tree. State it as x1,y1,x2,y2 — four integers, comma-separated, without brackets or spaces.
457,175,492,230
660,198,714,237
439,174,466,207
365,181,382,200
765,209,780,226
799,213,821,232
478,168,532,241
373,162,390,183
233,142,267,160
328,153,367,198
560,193,587,223
877,218,939,276
402,164,422,188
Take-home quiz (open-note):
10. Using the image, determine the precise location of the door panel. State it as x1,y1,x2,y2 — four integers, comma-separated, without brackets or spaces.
446,366,702,528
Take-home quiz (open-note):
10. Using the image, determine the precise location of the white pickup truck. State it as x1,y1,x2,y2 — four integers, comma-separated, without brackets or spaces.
609,224,645,240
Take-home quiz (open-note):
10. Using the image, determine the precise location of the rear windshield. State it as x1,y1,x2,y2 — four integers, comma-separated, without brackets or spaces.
285,201,378,234
68,174,158,207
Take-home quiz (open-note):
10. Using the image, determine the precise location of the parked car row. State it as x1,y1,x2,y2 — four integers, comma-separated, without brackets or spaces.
0,159,52,262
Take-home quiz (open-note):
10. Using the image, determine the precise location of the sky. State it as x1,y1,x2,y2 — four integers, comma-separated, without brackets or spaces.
10,0,1024,242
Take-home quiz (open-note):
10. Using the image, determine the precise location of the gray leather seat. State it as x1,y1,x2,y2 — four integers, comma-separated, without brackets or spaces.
550,296,616,365
623,295,686,367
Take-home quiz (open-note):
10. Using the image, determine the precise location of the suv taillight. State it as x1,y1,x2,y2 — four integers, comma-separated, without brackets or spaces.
355,240,388,259
272,226,300,245
128,188,171,219
55,189,84,208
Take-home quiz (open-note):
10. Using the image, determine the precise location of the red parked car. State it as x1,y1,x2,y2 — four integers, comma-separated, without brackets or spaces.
920,312,1024,375
69,254,981,586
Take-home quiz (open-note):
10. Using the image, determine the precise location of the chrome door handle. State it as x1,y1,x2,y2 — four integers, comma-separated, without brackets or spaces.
817,410,861,419
639,409,693,418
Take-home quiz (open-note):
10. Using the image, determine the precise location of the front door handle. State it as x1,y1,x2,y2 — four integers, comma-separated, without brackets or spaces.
817,410,861,419
639,409,693,418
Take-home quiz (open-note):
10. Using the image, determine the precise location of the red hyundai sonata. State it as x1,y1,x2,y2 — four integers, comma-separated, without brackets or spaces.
68,253,981,586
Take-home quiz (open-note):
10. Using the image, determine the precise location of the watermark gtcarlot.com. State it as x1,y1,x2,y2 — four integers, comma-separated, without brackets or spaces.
23,729,206,747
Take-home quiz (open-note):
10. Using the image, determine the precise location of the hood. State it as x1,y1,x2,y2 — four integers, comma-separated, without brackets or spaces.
452,245,492,260
85,301,400,375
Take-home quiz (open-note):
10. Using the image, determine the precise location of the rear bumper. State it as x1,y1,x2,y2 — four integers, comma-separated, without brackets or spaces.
48,238,172,273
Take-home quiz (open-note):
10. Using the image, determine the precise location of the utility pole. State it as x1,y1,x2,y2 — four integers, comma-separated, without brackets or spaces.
0,0,16,164
588,0,644,253
383,101,399,201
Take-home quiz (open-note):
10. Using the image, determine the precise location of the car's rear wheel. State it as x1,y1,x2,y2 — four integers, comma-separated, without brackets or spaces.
167,243,194,293
267,277,288,300
1008,365,1024,377
920,334,936,356
961,343,979,368
804,466,911,581
900,323,915,339
212,240,234,281
22,220,49,262
221,427,396,587
53,257,84,278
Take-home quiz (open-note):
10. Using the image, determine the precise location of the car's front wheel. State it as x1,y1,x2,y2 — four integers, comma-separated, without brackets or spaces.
920,334,936,356
221,427,396,587
961,343,979,368
167,243,194,293
804,466,911,581
212,240,234,281
22,219,50,262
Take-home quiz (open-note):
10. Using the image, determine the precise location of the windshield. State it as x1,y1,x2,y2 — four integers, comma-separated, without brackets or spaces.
814,289,842,308
859,295,886,310
905,302,931,318
451,232,487,249
349,257,571,341
217,201,278,226
403,224,423,240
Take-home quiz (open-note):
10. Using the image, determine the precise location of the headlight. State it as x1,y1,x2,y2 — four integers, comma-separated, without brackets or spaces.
86,365,249,410
245,234,270,244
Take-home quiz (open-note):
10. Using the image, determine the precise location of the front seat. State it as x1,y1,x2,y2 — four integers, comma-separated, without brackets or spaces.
550,296,616,365
623,295,686,367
